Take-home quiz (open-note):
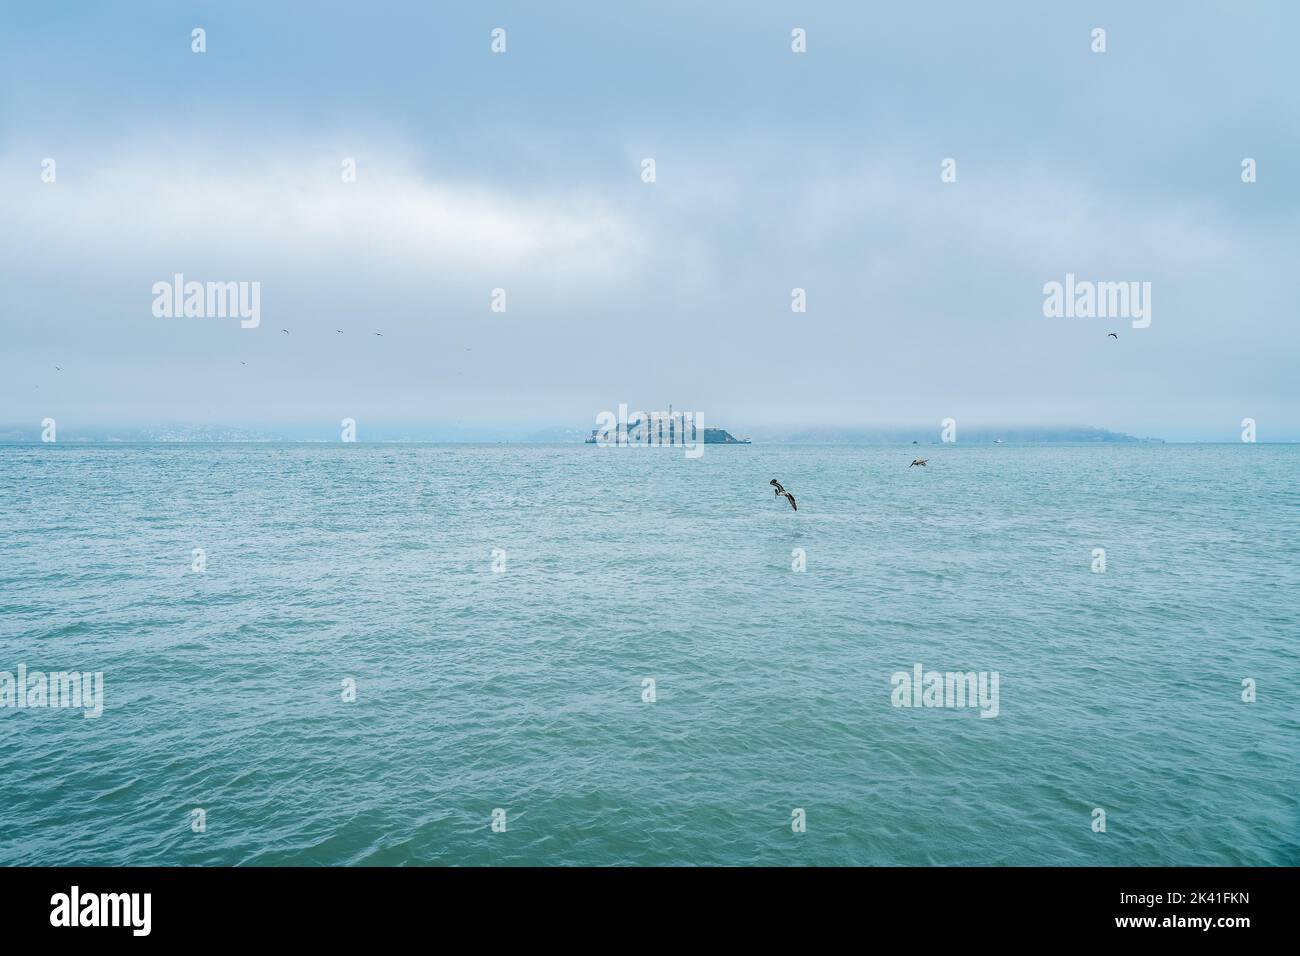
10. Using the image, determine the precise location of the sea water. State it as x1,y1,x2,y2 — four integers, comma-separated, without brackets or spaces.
0,442,1296,865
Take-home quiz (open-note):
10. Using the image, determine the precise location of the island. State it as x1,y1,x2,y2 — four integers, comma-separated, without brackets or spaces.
585,427,750,444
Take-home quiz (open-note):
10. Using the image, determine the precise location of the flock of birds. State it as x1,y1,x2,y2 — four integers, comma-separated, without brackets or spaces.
230,327,472,375
247,327,473,368
39,326,485,385
235,326,389,369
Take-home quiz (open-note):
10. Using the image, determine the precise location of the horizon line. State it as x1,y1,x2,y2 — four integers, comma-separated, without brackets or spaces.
3,422,1297,444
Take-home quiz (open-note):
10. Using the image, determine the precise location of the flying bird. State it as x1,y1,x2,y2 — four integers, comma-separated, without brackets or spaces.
54,366,62,371
1108,332,1118,339
910,458,929,467
769,479,797,511
281,329,290,335
374,332,383,337
335,330,344,334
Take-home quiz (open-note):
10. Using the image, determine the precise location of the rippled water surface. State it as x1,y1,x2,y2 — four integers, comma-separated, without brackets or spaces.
1,443,1296,865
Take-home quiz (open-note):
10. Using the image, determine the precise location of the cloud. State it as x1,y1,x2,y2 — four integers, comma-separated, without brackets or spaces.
1,140,640,285
1,132,1296,432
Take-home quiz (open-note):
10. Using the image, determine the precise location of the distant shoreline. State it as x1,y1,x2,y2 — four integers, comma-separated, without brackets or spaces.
2,439,1296,447
3,423,1297,445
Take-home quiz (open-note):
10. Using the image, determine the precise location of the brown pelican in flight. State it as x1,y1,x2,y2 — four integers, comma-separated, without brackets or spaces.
909,458,929,467
769,479,797,511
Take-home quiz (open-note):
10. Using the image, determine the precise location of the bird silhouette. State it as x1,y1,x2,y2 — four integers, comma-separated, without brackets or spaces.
1108,332,1118,339
910,458,929,467
769,479,798,511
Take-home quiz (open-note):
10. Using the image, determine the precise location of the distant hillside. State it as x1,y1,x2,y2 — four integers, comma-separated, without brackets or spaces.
0,423,1162,444
733,426,1162,444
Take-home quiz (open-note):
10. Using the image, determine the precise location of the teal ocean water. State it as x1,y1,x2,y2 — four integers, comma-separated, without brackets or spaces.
0,443,1296,866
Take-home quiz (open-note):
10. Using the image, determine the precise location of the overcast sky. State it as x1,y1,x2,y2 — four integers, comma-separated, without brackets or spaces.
2,1,1297,439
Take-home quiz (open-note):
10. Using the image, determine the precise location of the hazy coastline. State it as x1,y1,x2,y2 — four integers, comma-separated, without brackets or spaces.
4,424,1280,444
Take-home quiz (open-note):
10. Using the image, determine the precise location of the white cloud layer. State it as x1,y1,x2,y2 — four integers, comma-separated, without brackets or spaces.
2,134,1297,433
